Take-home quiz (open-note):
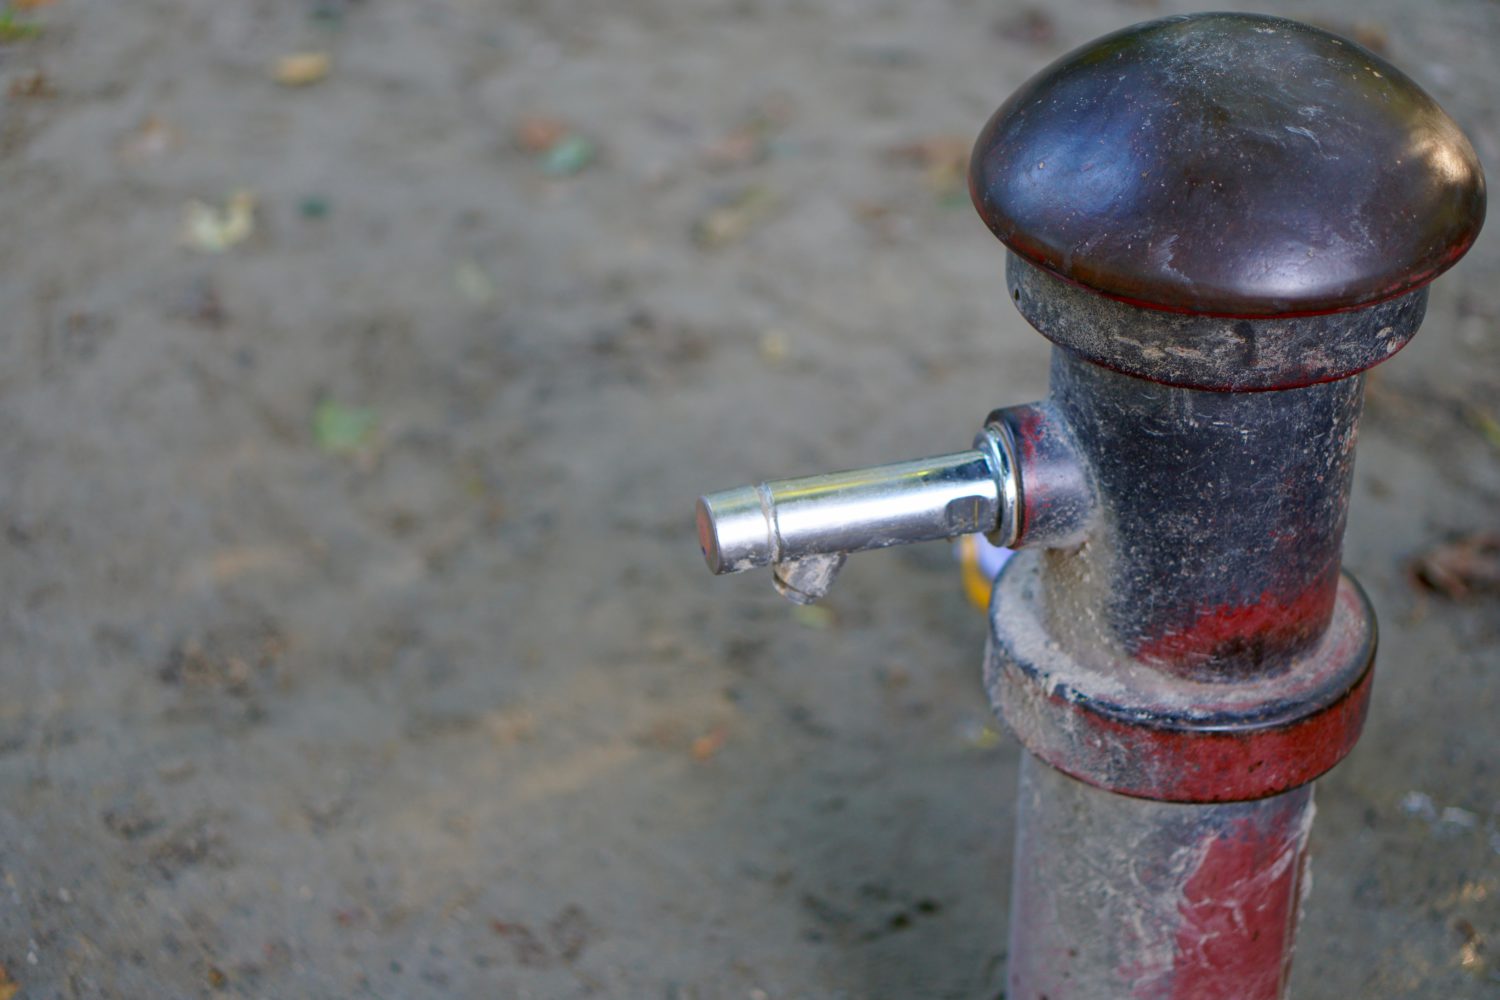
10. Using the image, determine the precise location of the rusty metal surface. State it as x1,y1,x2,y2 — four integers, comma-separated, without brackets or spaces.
971,13,1486,318
1007,755,1314,1000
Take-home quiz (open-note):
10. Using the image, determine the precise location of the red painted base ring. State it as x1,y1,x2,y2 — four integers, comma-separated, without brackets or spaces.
987,553,1376,803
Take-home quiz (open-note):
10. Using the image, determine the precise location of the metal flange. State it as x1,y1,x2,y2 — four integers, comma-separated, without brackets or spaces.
987,552,1376,803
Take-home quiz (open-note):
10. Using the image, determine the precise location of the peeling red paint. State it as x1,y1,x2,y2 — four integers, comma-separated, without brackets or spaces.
1163,817,1307,999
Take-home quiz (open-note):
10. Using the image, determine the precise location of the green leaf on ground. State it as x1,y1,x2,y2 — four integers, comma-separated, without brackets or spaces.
454,260,497,305
1465,404,1500,451
540,134,596,176
313,400,377,454
791,604,834,630
0,6,41,42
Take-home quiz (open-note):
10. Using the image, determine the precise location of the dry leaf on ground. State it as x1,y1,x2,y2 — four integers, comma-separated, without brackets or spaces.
701,125,767,170
180,191,255,252
883,135,971,198
7,69,51,97
994,7,1057,46
691,725,729,761
273,52,331,87
1410,533,1500,599
515,115,568,153
693,186,776,248
120,116,179,161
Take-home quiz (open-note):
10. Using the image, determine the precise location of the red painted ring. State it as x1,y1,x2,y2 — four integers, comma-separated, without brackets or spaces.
987,557,1376,803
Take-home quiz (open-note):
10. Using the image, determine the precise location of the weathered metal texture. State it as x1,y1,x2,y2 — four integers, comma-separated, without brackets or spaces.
988,555,1376,802
1041,344,1365,680
1008,255,1429,391
1007,754,1314,1000
985,310,1381,796
971,12,1486,319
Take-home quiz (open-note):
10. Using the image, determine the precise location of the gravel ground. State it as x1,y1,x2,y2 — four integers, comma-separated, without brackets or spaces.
0,1,1497,997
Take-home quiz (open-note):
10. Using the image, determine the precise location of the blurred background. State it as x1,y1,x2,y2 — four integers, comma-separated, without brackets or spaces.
0,0,1495,997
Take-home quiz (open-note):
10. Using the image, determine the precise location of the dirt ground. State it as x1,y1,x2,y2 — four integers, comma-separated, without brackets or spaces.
0,0,1496,997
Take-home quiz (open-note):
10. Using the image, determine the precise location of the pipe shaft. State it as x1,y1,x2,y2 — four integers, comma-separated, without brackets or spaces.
1008,754,1313,1000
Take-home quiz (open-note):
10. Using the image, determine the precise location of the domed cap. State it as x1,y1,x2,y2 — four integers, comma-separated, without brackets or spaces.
970,13,1486,318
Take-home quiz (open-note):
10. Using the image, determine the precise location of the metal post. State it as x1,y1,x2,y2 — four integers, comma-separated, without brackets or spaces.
985,268,1388,997
693,12,1485,997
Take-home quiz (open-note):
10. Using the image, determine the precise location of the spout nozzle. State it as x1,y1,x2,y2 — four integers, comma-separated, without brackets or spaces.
693,410,1101,601
695,436,1017,598
697,486,775,575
